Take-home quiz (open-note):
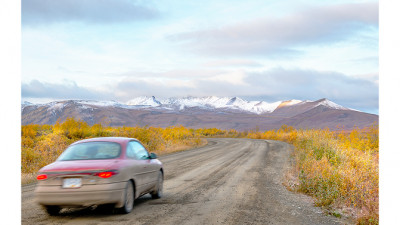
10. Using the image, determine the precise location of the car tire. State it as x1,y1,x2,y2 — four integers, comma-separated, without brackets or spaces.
44,205,60,216
151,171,163,199
119,181,134,214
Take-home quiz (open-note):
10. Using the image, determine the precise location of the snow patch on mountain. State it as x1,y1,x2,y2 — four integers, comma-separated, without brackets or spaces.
47,102,66,112
125,96,282,114
76,100,124,108
126,96,161,107
316,99,347,110
21,101,34,111
22,101,33,106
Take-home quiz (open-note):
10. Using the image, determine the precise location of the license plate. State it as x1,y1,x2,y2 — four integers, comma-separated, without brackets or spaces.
63,178,82,188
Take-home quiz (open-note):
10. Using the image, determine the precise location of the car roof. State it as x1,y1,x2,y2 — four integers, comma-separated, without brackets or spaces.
72,137,139,145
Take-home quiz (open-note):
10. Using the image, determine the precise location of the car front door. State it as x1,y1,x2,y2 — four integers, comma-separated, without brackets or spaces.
128,141,156,193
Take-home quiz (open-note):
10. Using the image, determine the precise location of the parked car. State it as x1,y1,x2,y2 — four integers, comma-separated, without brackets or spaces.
34,137,163,215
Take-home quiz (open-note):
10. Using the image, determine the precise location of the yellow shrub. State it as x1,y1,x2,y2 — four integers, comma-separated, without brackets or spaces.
244,125,379,224
22,118,203,174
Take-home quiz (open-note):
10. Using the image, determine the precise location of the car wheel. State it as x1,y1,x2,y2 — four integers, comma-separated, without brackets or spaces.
44,205,60,216
151,171,163,199
119,181,134,214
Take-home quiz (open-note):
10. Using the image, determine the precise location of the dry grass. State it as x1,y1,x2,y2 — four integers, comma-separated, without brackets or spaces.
246,125,379,224
21,173,37,186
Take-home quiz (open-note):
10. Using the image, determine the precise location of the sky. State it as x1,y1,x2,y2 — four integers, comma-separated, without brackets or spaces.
21,0,379,114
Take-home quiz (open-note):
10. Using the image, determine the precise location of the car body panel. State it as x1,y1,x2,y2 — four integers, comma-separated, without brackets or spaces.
127,158,159,196
35,181,127,207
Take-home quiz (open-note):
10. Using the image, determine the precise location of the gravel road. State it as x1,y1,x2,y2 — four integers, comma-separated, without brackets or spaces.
22,138,348,225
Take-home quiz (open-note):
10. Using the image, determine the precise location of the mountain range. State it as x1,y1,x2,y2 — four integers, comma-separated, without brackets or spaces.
21,96,378,131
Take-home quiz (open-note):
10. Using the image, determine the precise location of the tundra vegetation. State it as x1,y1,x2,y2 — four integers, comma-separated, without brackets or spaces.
21,118,378,224
246,124,379,225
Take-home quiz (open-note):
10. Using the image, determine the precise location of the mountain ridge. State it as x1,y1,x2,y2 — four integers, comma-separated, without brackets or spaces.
21,96,378,131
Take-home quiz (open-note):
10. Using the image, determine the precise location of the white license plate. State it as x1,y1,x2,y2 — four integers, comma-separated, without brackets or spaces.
63,178,82,188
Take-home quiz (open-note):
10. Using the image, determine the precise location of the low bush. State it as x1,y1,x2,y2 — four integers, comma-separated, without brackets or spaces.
21,118,203,176
245,125,379,224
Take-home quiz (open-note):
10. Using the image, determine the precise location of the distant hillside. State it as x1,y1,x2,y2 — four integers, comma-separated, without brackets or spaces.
21,97,378,131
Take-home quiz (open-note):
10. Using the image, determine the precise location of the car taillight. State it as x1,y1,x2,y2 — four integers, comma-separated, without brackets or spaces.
37,174,48,180
96,171,118,178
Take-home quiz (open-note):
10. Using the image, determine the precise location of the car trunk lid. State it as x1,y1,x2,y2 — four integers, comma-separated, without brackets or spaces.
37,160,119,186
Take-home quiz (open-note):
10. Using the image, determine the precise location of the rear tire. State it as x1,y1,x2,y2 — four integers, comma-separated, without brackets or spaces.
119,181,134,214
44,205,60,216
151,171,163,199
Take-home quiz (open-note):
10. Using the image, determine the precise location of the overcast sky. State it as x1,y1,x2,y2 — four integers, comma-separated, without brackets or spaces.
21,0,379,114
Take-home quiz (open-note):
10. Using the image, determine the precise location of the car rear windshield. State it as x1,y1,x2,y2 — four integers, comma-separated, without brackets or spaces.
57,142,121,161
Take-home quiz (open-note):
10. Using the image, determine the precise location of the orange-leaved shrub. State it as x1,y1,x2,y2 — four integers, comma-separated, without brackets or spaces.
245,125,379,224
21,118,203,176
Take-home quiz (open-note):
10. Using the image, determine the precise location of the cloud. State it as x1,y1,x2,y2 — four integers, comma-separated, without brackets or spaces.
22,67,378,113
22,0,160,25
21,79,112,100
202,59,263,68
114,69,228,79
169,2,378,57
352,72,379,85
113,78,195,100
57,66,87,74
243,68,378,111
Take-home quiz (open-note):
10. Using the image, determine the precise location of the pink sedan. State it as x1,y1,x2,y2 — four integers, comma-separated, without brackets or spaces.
34,137,163,215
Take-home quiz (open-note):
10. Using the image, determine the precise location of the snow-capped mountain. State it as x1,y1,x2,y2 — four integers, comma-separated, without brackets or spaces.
23,96,350,115
21,96,377,130
315,98,347,110
126,96,161,107
125,96,283,114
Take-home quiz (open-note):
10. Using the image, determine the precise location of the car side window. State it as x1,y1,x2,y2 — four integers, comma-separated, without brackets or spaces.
129,141,149,160
126,142,135,159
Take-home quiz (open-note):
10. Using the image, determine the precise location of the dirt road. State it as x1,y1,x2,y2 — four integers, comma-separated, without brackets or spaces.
22,138,347,225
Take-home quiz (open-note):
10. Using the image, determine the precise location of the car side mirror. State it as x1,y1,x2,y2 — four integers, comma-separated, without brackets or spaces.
149,153,158,159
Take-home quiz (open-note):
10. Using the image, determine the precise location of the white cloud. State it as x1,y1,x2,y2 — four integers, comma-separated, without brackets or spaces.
21,79,111,100
22,0,160,25
243,68,378,110
202,59,263,68
203,71,248,86
169,2,378,57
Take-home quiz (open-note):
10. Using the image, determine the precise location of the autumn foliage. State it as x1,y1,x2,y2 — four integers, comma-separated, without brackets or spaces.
244,124,379,224
21,118,378,224
21,118,203,175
